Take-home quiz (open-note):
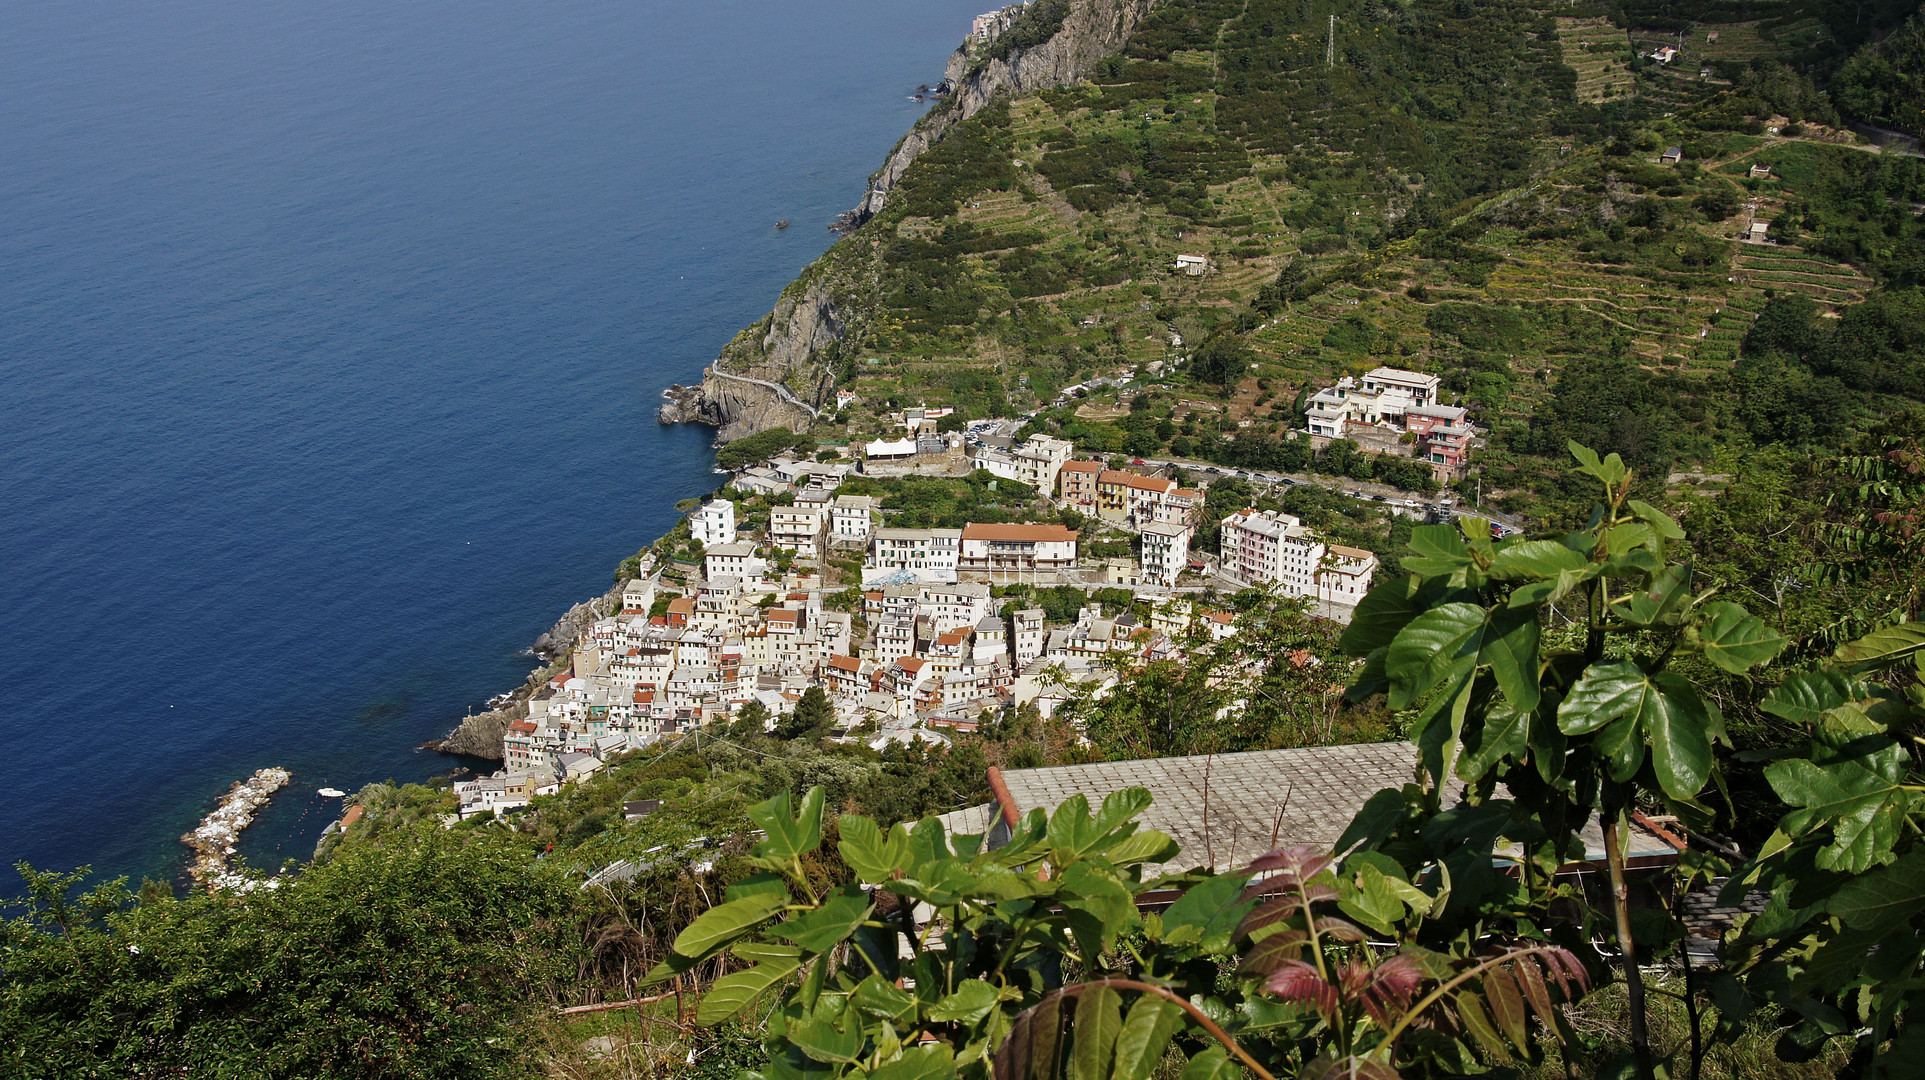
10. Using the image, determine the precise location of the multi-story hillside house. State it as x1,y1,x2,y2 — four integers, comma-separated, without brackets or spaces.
830,495,879,549
959,523,1079,580
1303,366,1473,479
969,434,1074,494
1219,509,1379,607
1137,521,1192,587
865,527,962,585
690,499,736,549
1012,608,1046,668
704,542,765,583
1403,403,1474,478
1057,459,1102,509
918,581,992,635
770,497,828,558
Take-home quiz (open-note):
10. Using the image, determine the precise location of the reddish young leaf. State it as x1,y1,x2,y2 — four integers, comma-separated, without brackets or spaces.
1482,966,1528,1048
1239,930,1309,976
1265,959,1340,1018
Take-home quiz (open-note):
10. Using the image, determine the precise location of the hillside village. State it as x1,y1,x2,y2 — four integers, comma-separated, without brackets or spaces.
451,365,1475,819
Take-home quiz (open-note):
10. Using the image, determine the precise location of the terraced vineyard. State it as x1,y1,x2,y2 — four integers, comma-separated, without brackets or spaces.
1557,17,1634,103
1731,243,1873,307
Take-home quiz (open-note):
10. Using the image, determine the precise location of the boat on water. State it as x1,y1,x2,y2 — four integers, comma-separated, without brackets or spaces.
317,787,346,798
775,219,791,229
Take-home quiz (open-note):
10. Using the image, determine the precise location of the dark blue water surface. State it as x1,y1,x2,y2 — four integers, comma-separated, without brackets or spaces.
0,0,975,887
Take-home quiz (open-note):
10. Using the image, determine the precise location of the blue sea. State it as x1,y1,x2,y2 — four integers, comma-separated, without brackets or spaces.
0,0,978,889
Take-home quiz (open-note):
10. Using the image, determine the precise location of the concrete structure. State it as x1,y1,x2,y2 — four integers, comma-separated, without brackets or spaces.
704,542,766,582
1403,403,1474,477
689,499,736,549
1138,521,1192,587
1220,509,1378,606
1305,367,1442,437
1174,254,1209,276
959,523,1079,580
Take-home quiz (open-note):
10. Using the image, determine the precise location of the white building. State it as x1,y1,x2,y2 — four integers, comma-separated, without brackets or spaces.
864,527,963,585
968,434,1075,495
690,499,736,549
830,495,880,549
1012,609,1046,668
704,542,767,582
1219,509,1378,607
1304,367,1443,437
1174,254,1209,276
959,523,1079,579
918,581,992,636
770,497,829,558
1138,521,1192,587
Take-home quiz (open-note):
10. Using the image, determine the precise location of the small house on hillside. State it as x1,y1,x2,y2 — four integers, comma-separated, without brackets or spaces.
1173,254,1209,276
1661,146,1683,164
1749,163,1772,178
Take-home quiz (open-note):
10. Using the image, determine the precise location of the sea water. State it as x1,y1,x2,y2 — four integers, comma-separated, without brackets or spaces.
0,0,979,888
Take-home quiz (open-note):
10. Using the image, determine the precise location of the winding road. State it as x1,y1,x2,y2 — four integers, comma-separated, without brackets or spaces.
708,367,821,419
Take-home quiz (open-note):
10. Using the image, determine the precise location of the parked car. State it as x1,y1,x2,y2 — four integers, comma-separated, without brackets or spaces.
1281,477,1298,486
1372,494,1389,502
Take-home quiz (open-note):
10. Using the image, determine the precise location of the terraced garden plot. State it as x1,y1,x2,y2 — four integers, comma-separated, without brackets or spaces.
1692,22,1773,63
1557,17,1634,103
1731,245,1870,307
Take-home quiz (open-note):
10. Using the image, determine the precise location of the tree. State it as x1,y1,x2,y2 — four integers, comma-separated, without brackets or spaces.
1333,441,1787,1080
732,699,772,738
778,686,835,740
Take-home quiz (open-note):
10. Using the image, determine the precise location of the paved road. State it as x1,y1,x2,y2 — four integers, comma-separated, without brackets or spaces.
708,367,822,419
1134,455,1524,531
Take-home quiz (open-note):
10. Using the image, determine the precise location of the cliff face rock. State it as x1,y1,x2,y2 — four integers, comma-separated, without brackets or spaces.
662,0,1153,442
856,0,1156,222
533,581,625,660
431,704,519,760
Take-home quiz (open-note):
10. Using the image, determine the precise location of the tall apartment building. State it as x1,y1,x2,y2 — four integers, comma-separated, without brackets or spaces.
770,496,829,558
864,527,963,585
1219,509,1377,607
1137,522,1192,587
959,523,1079,579
1011,609,1046,668
689,499,736,549
969,434,1075,494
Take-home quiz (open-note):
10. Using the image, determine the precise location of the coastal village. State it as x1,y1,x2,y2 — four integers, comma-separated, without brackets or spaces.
454,364,1477,820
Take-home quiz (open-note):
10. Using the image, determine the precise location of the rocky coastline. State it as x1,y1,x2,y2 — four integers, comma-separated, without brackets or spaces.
424,580,624,761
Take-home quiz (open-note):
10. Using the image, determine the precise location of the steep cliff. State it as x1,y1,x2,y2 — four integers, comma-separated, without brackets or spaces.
660,0,1153,441
855,0,1155,223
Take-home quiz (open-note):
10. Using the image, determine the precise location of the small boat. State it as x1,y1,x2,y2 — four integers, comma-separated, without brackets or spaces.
317,787,346,798
775,219,791,229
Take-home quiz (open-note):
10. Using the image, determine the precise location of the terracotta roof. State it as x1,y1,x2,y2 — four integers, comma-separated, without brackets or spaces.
667,597,694,613
1061,460,1103,474
961,523,1079,543
767,609,800,624
1173,488,1201,499
897,657,927,673
1328,544,1375,561
828,654,862,672
508,720,537,733
936,629,968,646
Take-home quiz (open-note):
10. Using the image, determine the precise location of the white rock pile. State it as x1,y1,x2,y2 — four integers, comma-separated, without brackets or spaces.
182,767,292,891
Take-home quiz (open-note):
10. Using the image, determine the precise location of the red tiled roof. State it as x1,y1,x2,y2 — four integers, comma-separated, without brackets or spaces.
961,523,1079,543
828,654,862,672
1061,460,1103,474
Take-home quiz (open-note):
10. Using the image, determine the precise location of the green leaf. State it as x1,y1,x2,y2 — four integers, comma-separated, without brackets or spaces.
1335,788,1409,855
1337,863,1407,936
1112,996,1185,1080
1834,621,1925,667
696,956,801,1025
1386,603,1540,713
870,1045,957,1080
1403,524,1476,579
838,814,910,882
1568,440,1628,488
733,941,802,964
1628,500,1685,540
852,975,918,1025
929,979,1003,1024
1068,986,1123,1080
1177,1046,1239,1080
789,1019,867,1063
1488,540,1589,581
1557,663,1714,799
1340,575,1430,655
1694,601,1788,674
750,786,825,860
726,873,791,902
1768,754,1914,873
1100,829,1180,866
1455,991,1511,1062
1611,562,1691,627
1161,873,1257,954
1762,671,1867,726
778,884,873,952
672,892,790,958
1458,702,1530,783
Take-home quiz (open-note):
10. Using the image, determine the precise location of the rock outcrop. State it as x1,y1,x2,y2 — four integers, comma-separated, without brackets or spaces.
431,703,520,759
427,581,623,760
856,0,1156,223
660,0,1154,442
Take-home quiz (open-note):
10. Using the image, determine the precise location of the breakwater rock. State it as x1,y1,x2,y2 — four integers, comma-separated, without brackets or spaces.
182,767,292,891
429,702,521,759
533,581,624,660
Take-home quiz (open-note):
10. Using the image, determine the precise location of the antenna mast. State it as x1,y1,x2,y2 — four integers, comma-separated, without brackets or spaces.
1327,14,1335,66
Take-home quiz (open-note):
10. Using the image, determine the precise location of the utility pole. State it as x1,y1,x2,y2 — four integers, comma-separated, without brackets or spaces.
1327,14,1335,67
